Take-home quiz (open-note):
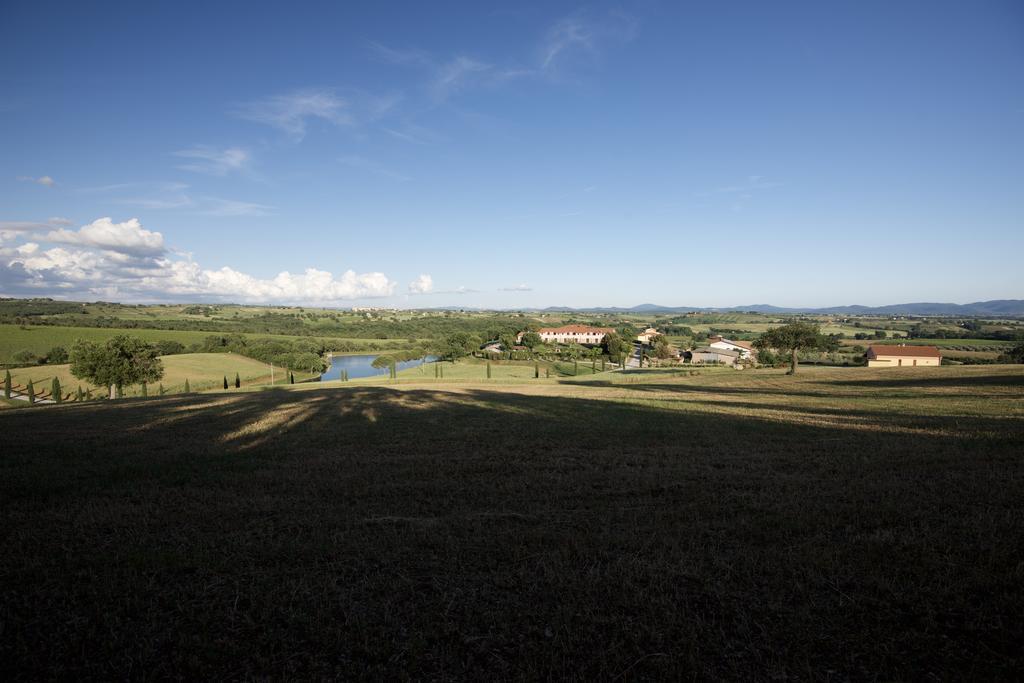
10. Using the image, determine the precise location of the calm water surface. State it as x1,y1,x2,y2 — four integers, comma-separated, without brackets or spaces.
319,354,436,381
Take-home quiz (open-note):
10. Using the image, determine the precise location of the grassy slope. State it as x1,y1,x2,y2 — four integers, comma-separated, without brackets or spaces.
0,324,264,361
1,366,1023,678
4,353,316,395
0,324,423,362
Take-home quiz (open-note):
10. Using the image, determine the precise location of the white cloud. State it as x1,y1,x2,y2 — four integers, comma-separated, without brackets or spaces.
499,284,532,292
173,146,251,175
199,198,273,217
430,56,492,101
235,88,352,140
0,216,396,302
539,11,638,74
408,274,433,294
48,216,73,226
44,217,166,257
17,175,55,187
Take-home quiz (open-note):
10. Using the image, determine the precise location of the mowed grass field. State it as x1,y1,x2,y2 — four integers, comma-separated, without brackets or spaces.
1,366,1022,678
4,352,317,396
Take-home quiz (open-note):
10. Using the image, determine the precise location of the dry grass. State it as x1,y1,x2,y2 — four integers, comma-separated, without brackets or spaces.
1,365,1022,679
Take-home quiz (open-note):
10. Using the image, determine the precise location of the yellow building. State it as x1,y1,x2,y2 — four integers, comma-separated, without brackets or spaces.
865,345,942,367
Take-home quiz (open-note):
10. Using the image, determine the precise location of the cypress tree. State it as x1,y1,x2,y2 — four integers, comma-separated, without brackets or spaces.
602,359,606,371
158,383,165,395
486,361,492,379
234,372,241,388
223,376,228,390
184,379,190,393
574,360,578,375
141,382,148,397
545,368,550,378
86,387,92,400
76,386,84,402
534,363,539,378
52,377,62,404
440,365,444,379
26,379,35,404
290,372,295,384
3,369,10,399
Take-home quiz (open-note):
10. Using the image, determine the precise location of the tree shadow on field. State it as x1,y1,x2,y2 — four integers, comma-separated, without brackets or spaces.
1,384,1023,681
562,367,1024,400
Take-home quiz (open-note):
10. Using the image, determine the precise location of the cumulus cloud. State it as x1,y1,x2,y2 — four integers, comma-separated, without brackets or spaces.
408,274,433,294
44,217,166,257
234,88,352,140
0,216,396,303
173,146,251,175
17,175,55,187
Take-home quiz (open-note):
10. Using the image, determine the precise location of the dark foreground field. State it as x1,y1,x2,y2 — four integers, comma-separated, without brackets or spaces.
2,367,1023,679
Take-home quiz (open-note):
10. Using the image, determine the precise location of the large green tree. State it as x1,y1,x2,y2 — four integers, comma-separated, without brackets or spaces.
603,332,630,359
754,322,826,375
69,335,165,399
437,332,479,362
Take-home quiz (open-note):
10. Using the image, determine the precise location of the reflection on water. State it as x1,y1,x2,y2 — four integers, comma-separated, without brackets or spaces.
319,354,436,381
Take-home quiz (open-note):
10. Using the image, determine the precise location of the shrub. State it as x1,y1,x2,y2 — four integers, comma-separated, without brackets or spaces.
12,349,39,366
46,346,69,364
52,377,62,404
26,379,35,404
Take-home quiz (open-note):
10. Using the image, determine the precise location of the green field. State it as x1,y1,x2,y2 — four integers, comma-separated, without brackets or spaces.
4,353,317,396
0,324,427,364
2,365,1022,678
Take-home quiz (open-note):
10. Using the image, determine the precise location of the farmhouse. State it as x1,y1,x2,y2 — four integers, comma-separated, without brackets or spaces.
690,346,741,367
708,336,756,359
636,327,660,344
865,344,942,367
526,325,614,346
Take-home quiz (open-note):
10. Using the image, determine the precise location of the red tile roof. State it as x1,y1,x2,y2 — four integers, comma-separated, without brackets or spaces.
538,325,615,335
866,345,942,358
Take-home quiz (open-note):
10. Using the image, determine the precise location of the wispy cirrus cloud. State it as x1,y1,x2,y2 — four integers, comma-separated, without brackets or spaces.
338,155,412,182
539,10,638,74
499,284,532,292
234,88,352,140
173,146,252,175
198,198,273,217
17,175,55,187
367,9,637,107
430,56,492,102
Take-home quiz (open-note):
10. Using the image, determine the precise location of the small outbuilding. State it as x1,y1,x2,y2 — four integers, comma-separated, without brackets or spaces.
865,344,942,367
690,346,741,367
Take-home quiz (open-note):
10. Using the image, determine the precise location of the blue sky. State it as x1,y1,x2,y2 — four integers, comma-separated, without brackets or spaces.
2,1,1022,308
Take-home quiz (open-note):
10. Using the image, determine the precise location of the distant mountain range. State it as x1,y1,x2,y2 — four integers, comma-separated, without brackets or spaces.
534,300,1024,316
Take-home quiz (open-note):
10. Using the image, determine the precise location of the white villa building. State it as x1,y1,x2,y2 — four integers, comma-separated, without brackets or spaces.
522,325,615,346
